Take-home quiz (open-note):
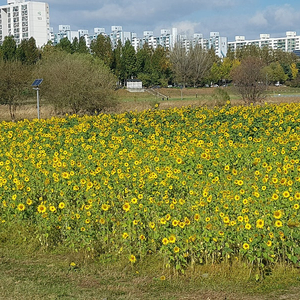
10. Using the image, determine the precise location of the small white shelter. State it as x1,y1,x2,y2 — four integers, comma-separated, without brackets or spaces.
127,79,144,92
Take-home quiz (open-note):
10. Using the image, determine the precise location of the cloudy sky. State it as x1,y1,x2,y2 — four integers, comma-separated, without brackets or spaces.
2,0,300,41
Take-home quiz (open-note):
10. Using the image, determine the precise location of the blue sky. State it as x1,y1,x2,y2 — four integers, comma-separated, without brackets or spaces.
2,0,300,40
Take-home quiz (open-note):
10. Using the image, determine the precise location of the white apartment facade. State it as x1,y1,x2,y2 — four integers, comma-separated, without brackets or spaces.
0,0,50,47
228,31,300,53
209,32,228,58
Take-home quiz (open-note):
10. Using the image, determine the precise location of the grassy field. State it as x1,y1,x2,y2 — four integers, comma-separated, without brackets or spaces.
1,86,300,122
1,240,300,300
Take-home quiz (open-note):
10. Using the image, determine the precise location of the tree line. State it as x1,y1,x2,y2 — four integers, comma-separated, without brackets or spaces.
0,35,300,120
54,35,300,88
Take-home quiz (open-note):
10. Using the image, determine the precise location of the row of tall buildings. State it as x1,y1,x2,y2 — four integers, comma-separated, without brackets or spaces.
52,25,228,57
1,0,300,58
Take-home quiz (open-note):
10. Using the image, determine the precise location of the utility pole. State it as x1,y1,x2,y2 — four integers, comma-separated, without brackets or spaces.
32,79,43,120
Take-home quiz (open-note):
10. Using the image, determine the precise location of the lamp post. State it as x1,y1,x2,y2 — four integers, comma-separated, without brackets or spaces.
31,79,43,120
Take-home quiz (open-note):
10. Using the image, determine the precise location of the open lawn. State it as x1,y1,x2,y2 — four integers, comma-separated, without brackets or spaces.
1,86,300,122
1,244,300,300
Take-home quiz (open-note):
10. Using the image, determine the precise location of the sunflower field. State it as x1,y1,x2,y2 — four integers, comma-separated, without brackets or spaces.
1,102,300,271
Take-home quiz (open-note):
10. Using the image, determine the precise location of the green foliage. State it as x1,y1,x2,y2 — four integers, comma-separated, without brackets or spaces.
1,36,17,61
71,37,79,53
78,36,89,54
56,37,73,53
16,37,40,64
136,44,171,87
90,35,113,67
211,88,231,106
0,60,32,120
287,73,300,87
111,40,123,83
120,40,137,82
37,52,117,114
263,62,288,84
233,45,298,65
136,43,153,75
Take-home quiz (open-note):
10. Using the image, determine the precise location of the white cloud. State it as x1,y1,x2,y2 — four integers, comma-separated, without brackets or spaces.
249,4,300,30
47,0,241,31
170,21,201,37
249,12,268,27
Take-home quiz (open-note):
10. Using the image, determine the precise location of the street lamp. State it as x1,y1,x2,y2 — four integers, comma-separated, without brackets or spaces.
31,79,43,120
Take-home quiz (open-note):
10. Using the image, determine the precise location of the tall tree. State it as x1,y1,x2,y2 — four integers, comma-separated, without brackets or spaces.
16,37,40,64
290,63,299,80
111,40,122,84
169,43,191,87
78,36,89,54
120,40,137,83
90,35,113,67
136,43,153,74
263,62,288,84
56,37,73,53
71,37,79,53
0,60,32,121
2,36,17,61
189,44,214,87
152,46,171,86
136,43,153,87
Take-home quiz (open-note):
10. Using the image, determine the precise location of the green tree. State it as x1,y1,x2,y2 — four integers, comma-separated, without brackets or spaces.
120,40,137,83
40,40,59,58
210,57,241,85
273,49,298,66
235,44,261,61
71,37,79,53
78,36,89,54
151,46,171,86
37,52,117,114
209,62,222,85
260,46,274,65
136,44,171,87
56,37,73,53
16,37,40,64
90,35,113,67
136,43,153,75
226,47,235,61
263,62,288,84
2,36,17,61
0,60,32,120
111,40,122,84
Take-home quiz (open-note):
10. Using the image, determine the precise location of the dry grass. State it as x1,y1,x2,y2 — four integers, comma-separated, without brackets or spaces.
1,87,300,122
0,103,54,122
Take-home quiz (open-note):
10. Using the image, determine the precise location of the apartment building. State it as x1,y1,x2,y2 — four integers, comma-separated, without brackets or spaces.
209,32,228,58
0,0,50,47
228,31,300,53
